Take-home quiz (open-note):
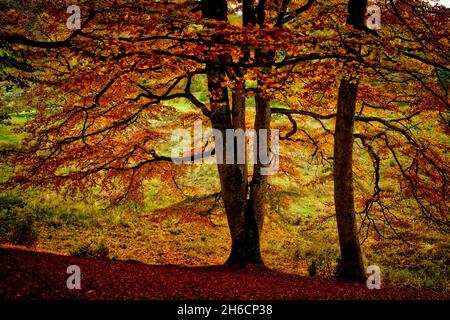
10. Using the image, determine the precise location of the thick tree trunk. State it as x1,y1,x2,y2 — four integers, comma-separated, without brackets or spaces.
223,1,272,264
333,80,365,281
223,91,263,267
207,64,263,267
225,199,263,266
201,0,227,20
203,0,263,267
225,92,270,266
332,0,369,282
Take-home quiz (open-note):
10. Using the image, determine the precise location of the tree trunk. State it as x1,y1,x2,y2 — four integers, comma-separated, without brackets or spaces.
202,0,263,267
201,0,227,20
332,0,369,282
333,80,365,281
223,0,273,264
223,91,263,267
225,92,270,266
251,95,271,234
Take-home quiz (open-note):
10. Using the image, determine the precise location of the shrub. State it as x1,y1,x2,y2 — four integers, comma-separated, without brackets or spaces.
70,240,110,259
0,195,25,211
296,243,340,277
0,210,38,246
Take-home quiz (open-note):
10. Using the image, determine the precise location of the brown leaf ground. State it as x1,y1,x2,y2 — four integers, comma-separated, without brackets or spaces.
0,247,448,300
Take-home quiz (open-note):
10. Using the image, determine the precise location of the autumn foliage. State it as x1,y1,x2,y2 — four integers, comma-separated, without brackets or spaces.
0,0,448,280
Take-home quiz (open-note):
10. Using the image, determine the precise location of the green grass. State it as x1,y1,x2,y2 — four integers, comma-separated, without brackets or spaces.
381,265,449,291
0,126,23,143
162,97,198,113
0,113,33,149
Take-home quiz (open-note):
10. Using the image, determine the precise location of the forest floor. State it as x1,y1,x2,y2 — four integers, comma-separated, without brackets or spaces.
1,247,448,300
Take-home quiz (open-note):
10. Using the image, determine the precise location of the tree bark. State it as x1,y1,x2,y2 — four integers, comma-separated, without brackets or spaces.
202,0,263,267
224,0,273,264
251,95,271,234
223,90,263,267
333,0,369,282
334,80,366,281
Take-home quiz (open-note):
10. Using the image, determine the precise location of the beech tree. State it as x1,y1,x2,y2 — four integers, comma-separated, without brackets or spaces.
202,0,266,265
333,0,369,282
334,0,449,281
